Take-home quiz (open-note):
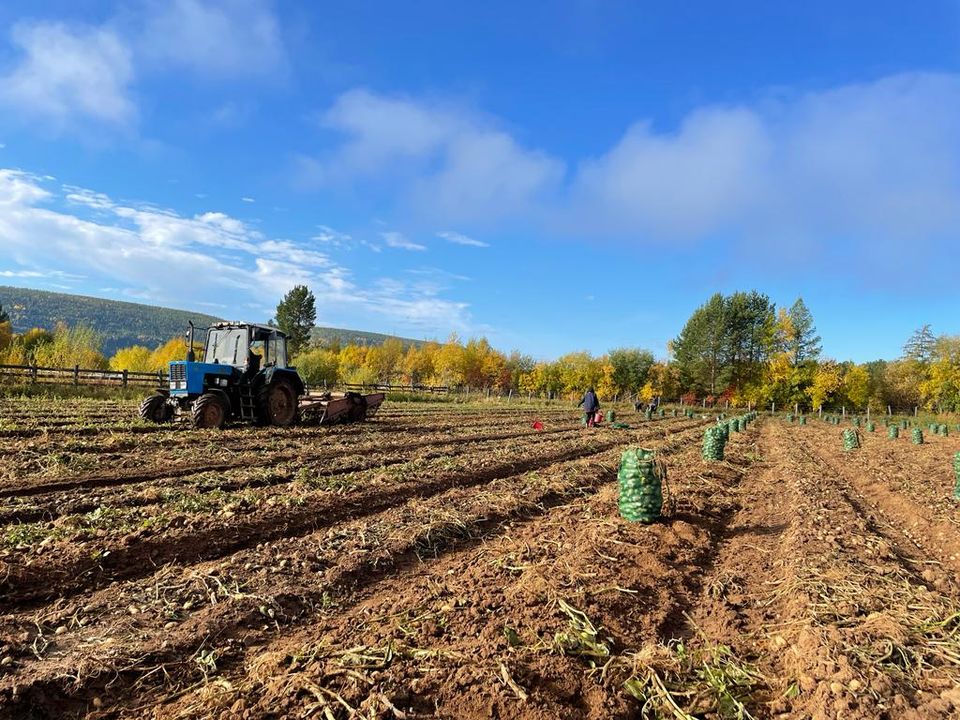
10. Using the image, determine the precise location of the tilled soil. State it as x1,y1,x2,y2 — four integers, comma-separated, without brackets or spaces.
2,404,959,719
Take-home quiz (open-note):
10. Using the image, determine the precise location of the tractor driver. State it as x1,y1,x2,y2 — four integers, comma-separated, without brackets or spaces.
246,348,262,376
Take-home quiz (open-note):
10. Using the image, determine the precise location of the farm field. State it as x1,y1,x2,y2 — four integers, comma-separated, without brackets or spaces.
0,400,959,719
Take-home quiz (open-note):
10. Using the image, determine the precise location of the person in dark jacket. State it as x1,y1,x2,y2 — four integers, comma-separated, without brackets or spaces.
578,387,600,427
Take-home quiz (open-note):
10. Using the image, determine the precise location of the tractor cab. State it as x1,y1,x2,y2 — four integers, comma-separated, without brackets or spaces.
204,323,289,372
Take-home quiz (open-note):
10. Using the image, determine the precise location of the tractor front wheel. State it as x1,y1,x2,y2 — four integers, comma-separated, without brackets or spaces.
259,380,298,427
193,393,227,429
139,394,173,424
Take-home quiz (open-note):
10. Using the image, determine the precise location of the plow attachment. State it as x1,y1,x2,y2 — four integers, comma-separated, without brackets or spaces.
299,391,385,426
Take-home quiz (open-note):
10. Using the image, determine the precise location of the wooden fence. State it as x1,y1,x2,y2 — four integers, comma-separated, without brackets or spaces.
0,365,451,394
0,363,165,388
341,382,450,395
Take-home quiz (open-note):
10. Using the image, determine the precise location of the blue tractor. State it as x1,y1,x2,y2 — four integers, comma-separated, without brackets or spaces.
139,322,307,429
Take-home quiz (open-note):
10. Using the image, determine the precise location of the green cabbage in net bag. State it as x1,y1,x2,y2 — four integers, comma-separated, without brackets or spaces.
843,429,860,451
953,452,960,501
618,447,663,523
702,426,726,461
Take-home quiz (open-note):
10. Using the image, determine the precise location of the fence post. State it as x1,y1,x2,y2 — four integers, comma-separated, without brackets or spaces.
31,362,38,384
73,364,80,386
122,369,128,387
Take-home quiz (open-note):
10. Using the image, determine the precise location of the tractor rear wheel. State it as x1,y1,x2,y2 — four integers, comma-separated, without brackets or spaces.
192,393,227,429
259,379,298,427
139,394,172,424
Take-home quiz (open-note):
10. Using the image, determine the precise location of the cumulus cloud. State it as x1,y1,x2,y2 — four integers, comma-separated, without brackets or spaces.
567,74,960,251
304,89,564,224
302,74,960,287
0,1,286,132
139,0,286,78
0,22,135,128
0,169,472,335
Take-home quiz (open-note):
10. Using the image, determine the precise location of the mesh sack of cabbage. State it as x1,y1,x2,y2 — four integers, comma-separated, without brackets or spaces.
953,452,960,501
618,447,663,523
702,425,727,461
842,428,860,451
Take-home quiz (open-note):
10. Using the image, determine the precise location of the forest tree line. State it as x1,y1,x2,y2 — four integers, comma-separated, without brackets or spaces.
1,292,960,413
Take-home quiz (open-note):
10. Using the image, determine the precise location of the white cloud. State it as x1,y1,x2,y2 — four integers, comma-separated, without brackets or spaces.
569,107,770,239
300,74,960,288
566,72,960,253
300,73,960,279
139,0,286,78
0,269,84,279
0,168,472,336
0,22,135,128
241,196,256,203
381,231,426,251
305,89,564,223
0,170,50,206
312,225,353,246
437,230,489,247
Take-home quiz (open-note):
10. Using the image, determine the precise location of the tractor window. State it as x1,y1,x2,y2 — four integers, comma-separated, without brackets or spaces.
205,327,248,366
273,334,287,368
249,334,287,368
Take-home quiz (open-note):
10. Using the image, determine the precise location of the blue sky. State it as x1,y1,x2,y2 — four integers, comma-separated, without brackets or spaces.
0,1,958,361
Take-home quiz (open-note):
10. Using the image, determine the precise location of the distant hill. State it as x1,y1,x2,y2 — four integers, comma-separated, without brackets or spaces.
0,286,426,357
310,326,425,350
0,286,225,356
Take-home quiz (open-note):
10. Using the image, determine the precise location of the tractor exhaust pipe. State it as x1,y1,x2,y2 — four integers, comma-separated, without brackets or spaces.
186,321,196,362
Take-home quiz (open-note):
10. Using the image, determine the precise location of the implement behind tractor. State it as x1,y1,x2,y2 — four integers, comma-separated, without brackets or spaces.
139,321,383,429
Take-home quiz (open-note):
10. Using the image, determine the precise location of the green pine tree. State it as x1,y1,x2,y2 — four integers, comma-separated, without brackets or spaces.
273,286,316,356
788,297,821,364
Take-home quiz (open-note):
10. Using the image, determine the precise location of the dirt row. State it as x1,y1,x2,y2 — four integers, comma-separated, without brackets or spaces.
1,407,668,493
0,418,728,719
0,418,708,606
0,425,590,523
674,420,960,719
10,406,955,719
0,416,713,719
